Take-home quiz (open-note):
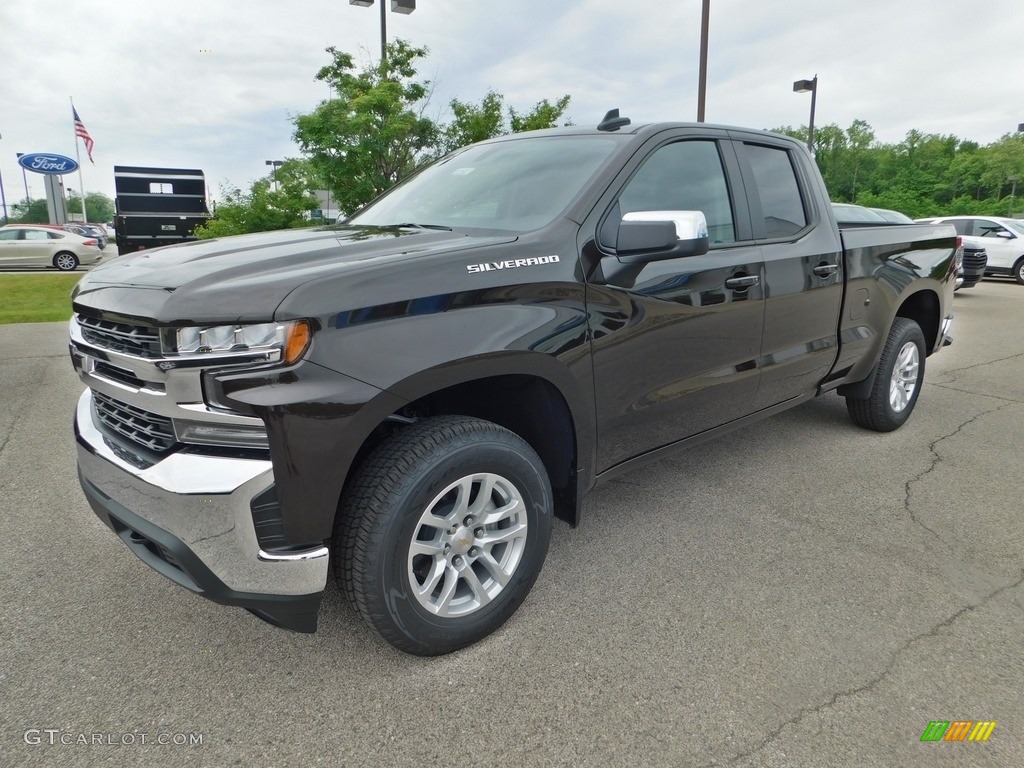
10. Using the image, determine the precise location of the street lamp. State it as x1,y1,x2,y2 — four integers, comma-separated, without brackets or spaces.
793,75,818,153
696,0,710,122
349,0,416,64
265,160,283,191
0,132,7,224
15,153,31,208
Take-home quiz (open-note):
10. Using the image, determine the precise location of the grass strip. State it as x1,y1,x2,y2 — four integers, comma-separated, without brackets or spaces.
0,274,82,324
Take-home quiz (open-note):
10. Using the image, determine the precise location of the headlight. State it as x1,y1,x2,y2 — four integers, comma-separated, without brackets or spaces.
172,320,311,364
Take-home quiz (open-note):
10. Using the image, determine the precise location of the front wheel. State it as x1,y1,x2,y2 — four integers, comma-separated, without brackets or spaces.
846,317,926,432
335,416,553,656
53,252,79,271
1013,257,1024,285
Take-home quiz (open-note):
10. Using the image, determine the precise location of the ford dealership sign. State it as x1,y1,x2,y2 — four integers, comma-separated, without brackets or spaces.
17,153,79,175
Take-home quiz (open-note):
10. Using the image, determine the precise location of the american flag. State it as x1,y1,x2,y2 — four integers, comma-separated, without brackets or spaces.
73,106,95,164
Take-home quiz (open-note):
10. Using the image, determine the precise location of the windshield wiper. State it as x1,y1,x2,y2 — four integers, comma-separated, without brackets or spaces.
387,222,453,231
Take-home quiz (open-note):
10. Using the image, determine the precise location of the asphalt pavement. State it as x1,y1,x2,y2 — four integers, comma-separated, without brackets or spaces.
0,280,1022,767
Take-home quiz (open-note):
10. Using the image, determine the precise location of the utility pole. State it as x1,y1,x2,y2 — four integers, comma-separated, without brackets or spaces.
697,0,710,122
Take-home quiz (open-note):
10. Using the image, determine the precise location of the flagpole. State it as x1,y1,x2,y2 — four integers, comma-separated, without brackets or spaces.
71,97,87,222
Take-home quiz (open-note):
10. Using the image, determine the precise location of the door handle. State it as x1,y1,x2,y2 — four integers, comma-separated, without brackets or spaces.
724,274,760,290
813,263,839,277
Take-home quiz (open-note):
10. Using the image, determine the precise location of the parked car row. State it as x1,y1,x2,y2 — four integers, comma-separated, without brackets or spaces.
830,204,1011,291
64,223,108,251
0,224,105,271
916,216,1024,285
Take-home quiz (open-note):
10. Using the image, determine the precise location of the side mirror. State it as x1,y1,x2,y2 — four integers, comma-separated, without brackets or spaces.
996,230,1014,239
615,210,710,263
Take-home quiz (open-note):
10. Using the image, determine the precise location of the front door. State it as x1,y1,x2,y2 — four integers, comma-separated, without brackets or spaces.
585,136,765,472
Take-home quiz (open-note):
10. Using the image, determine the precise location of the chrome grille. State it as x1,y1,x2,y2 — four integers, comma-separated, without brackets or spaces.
93,391,179,454
78,314,162,359
90,360,166,392
963,249,987,270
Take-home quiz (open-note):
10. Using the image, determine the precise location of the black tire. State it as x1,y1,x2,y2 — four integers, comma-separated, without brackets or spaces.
334,415,553,656
846,317,926,432
1013,257,1024,285
53,252,79,271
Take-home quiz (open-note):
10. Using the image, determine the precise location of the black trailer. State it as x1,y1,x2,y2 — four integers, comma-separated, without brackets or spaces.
113,166,210,255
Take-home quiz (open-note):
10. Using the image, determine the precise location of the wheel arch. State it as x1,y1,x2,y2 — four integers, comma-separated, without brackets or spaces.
894,288,940,354
837,288,940,400
348,355,593,527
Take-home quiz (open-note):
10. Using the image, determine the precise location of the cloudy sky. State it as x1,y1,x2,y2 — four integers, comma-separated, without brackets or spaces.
1,0,1022,214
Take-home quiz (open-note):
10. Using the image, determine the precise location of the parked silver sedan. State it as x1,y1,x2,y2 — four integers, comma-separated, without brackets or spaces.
0,224,104,271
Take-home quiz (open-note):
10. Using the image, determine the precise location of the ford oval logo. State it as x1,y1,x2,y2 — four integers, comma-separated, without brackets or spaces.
17,153,80,175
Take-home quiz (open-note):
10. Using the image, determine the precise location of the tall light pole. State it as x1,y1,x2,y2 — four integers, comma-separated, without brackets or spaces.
1013,124,1024,217
350,0,416,64
265,160,283,191
15,153,31,209
793,75,818,153
0,167,7,224
0,132,7,223
697,0,710,122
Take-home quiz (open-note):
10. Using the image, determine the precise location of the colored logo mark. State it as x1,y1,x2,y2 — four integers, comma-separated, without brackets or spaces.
920,721,996,742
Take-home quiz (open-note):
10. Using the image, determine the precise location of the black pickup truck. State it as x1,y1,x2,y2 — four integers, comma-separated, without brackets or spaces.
70,114,957,655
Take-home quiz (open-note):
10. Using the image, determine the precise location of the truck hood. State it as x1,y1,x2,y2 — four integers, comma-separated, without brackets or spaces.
72,226,517,325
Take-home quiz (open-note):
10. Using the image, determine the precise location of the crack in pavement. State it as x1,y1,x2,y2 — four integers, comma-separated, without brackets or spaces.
932,382,1024,404
714,571,1024,767
933,350,1024,386
903,401,1018,547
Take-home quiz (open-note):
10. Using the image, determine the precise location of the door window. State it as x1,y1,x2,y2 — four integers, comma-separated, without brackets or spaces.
23,230,50,240
946,219,971,236
0,230,19,241
744,144,807,238
974,219,1009,238
614,141,736,245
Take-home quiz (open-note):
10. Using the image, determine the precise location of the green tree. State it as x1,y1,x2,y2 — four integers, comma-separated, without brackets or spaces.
441,90,505,153
768,119,1024,218
293,39,438,216
441,91,572,153
845,119,876,202
65,191,115,223
194,159,320,239
8,197,49,223
508,95,572,133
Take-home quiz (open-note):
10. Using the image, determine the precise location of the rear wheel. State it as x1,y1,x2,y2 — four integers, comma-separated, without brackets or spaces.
846,317,926,432
335,415,552,656
53,252,79,271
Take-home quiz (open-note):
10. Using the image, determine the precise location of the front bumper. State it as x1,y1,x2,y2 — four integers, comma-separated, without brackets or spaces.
75,389,329,632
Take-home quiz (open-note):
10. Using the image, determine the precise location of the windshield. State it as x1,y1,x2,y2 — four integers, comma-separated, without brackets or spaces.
1003,219,1024,236
347,135,621,233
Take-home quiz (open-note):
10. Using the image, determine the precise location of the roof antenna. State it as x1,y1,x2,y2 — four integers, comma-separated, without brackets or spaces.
597,108,631,132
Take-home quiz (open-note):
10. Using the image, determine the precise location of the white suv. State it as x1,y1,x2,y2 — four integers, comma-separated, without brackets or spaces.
923,216,1024,284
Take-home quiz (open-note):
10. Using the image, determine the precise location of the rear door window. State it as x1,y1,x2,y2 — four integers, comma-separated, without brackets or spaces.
744,144,808,238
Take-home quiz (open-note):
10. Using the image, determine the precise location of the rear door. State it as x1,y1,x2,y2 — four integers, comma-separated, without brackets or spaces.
732,137,844,409
584,131,765,471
